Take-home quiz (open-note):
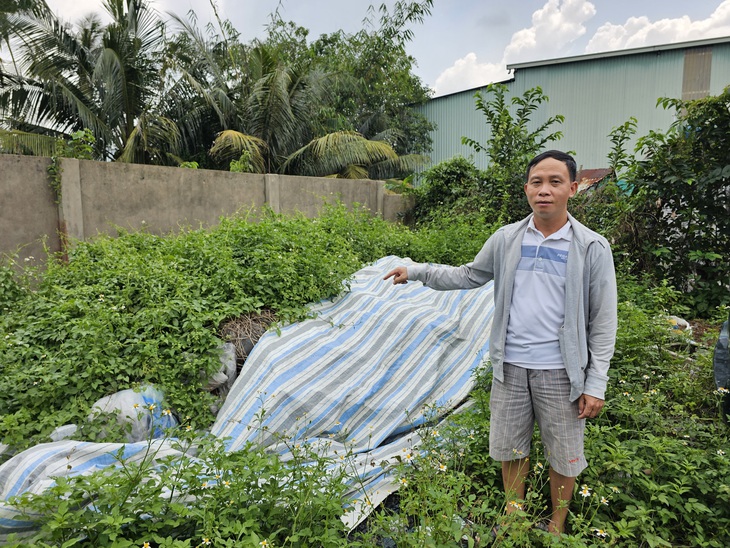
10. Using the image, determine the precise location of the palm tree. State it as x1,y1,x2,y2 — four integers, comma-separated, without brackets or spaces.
170,11,424,178
0,0,181,163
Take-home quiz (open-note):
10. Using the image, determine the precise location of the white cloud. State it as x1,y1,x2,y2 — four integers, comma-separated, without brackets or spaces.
586,0,730,52
433,0,598,96
433,52,509,96
503,0,596,63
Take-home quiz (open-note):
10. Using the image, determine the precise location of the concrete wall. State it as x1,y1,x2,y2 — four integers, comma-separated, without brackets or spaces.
0,155,413,264
0,155,60,263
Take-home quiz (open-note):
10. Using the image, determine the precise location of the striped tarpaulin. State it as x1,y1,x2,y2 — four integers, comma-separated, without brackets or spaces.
0,256,495,538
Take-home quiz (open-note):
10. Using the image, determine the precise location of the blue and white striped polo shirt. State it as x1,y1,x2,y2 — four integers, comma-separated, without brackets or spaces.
504,219,572,369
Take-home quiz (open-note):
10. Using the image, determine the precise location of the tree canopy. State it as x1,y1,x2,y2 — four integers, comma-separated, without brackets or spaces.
0,0,434,178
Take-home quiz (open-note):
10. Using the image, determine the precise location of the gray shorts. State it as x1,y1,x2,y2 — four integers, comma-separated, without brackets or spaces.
489,363,587,477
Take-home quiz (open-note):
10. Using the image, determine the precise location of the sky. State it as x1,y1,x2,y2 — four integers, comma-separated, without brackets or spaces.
42,0,730,97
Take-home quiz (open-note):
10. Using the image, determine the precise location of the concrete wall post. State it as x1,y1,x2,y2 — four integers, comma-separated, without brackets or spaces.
58,158,84,251
265,174,280,213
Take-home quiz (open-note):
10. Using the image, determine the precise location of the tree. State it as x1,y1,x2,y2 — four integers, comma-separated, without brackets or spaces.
629,87,730,315
3,0,433,177
168,5,426,178
308,0,435,156
167,9,333,173
461,83,565,223
0,0,181,163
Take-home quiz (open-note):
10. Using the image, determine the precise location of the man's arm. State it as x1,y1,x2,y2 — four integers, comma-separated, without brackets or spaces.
384,234,500,290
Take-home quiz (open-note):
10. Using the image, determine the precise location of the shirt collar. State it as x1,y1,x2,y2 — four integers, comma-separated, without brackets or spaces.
527,217,573,241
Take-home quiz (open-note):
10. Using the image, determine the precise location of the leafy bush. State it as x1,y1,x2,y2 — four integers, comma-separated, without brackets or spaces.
625,88,730,316
358,274,729,548
461,83,566,224
48,129,97,200
7,427,352,547
0,205,417,455
410,156,487,223
0,263,25,307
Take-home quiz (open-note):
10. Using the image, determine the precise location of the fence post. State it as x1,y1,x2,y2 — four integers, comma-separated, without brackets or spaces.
265,174,280,213
58,158,84,254
376,180,385,218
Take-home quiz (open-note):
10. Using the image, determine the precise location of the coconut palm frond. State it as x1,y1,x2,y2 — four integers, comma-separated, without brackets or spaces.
0,129,58,156
368,153,429,180
209,129,267,172
281,131,398,177
117,113,182,164
336,163,370,179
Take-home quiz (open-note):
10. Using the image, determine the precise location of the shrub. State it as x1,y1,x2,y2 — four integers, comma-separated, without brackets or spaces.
626,88,730,316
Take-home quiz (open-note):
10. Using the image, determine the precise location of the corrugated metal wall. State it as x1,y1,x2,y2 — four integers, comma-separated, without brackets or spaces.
418,39,730,171
711,44,730,95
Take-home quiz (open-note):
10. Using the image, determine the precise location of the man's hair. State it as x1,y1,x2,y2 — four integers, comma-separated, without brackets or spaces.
526,150,577,182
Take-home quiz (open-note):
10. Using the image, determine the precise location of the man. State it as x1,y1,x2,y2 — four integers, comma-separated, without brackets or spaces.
384,150,617,534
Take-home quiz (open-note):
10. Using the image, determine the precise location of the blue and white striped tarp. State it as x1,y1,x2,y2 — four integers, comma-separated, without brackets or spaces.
0,256,495,538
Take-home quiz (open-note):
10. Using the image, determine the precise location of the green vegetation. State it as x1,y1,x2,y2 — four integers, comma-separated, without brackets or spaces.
0,0,433,178
362,297,730,547
1,198,728,546
0,205,410,451
461,83,565,224
47,129,96,201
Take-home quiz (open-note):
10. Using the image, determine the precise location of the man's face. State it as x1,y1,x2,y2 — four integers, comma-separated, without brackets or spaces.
524,157,578,225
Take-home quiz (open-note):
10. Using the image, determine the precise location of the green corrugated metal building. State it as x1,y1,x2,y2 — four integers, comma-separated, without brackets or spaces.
417,36,730,170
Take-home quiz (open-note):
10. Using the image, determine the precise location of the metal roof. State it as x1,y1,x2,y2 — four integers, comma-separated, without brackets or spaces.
508,36,730,70
577,168,614,192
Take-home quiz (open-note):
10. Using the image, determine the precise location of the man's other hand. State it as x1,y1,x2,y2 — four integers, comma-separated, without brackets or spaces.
577,394,604,419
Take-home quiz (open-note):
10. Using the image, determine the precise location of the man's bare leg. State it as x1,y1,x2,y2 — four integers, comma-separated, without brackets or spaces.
502,458,529,513
548,468,576,534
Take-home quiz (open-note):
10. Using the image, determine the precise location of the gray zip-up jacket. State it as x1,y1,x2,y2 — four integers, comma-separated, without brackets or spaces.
408,213,617,402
